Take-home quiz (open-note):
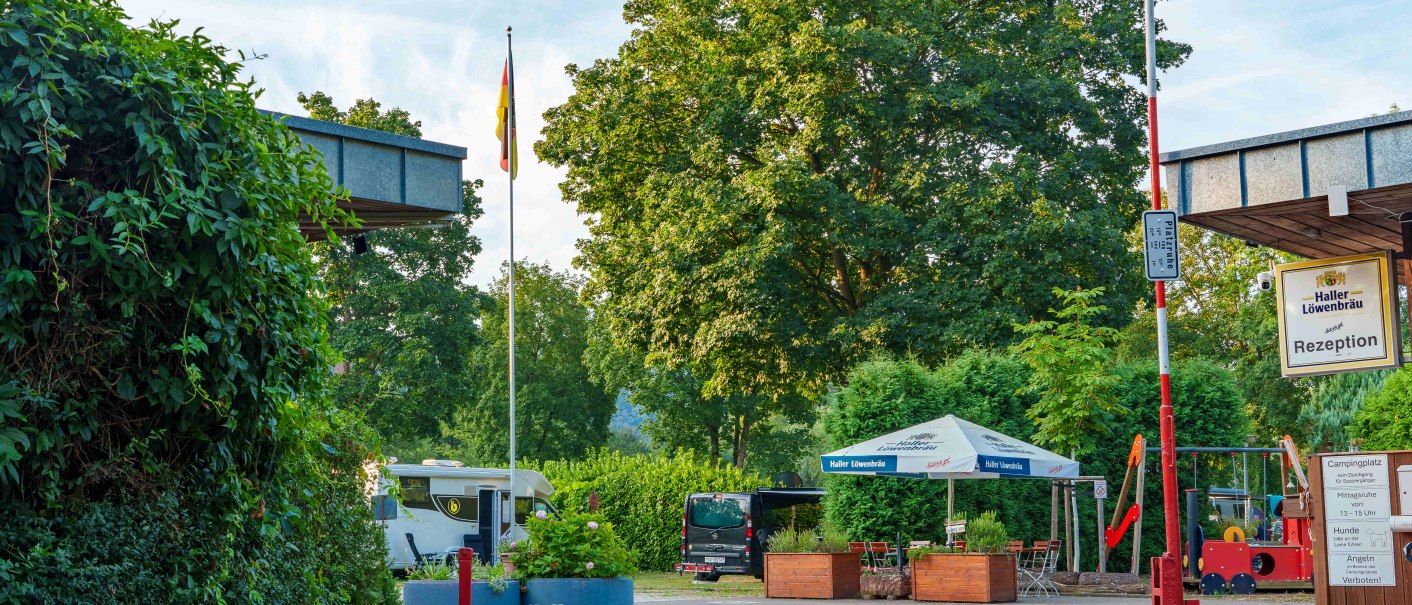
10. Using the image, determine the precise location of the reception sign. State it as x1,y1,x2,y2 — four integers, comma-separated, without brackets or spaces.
1275,251,1400,377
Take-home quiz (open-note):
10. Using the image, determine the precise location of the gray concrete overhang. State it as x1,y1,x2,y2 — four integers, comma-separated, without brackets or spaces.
1160,110,1412,283
263,111,467,241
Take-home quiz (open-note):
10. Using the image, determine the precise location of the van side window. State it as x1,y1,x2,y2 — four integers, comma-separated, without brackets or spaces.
515,498,556,524
372,495,397,520
398,476,434,510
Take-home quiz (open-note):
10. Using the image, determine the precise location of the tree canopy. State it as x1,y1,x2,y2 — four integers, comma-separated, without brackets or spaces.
445,262,615,463
539,0,1190,399
297,91,489,455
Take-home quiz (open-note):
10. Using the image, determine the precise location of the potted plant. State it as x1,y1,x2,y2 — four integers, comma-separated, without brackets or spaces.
910,511,1017,603
510,510,636,605
401,558,519,605
763,524,861,599
497,536,518,575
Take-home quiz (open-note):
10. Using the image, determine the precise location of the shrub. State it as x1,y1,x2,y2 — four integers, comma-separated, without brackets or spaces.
764,523,850,554
534,450,769,571
964,511,1009,554
765,526,812,553
510,511,635,578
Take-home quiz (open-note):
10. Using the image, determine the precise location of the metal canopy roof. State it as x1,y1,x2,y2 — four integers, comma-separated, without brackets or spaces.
264,111,467,240
1160,110,1412,283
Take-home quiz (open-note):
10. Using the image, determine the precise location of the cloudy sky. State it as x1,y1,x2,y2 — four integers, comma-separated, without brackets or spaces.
119,0,1412,289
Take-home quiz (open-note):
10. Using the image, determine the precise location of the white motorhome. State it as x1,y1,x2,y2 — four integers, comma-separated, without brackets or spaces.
372,460,556,570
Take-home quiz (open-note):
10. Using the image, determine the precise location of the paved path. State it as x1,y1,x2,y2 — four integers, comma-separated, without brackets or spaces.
636,596,1314,605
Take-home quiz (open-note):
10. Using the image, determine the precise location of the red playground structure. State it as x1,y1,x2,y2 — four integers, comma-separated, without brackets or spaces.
1192,436,1314,594
1104,435,1315,594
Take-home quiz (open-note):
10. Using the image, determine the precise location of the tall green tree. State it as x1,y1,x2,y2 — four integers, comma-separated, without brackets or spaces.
1118,224,1305,441
538,0,1190,399
1012,287,1125,458
583,324,813,469
446,262,614,463
298,92,488,455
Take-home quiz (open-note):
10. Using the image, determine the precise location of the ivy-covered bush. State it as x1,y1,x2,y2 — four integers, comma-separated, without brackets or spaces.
535,450,770,571
510,511,635,578
0,1,395,601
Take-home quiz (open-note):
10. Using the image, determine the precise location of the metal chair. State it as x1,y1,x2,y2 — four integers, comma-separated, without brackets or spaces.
1018,540,1062,597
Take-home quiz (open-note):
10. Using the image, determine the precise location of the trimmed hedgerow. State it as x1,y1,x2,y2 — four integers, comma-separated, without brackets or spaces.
0,1,395,601
536,450,770,571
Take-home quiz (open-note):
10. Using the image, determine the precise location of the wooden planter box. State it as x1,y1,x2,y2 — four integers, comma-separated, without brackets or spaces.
860,570,911,599
764,552,861,599
911,553,1016,603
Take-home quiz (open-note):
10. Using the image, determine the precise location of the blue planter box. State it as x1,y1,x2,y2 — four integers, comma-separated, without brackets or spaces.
523,577,633,605
402,580,520,605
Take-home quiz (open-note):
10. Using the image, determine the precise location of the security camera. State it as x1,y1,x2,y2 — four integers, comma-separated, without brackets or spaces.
1257,271,1275,291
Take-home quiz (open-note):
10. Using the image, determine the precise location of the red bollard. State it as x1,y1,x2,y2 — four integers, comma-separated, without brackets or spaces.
458,547,474,605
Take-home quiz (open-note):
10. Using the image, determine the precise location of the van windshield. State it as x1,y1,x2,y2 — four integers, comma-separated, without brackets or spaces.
690,496,747,529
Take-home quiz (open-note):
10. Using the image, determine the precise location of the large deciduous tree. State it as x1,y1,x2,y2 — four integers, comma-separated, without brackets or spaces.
298,92,489,454
538,0,1189,398
446,262,614,463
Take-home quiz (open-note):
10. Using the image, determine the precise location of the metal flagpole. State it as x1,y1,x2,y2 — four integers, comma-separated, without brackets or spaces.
505,26,517,536
1144,3,1189,604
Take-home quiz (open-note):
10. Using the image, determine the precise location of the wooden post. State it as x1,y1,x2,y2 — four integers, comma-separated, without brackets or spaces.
1063,481,1074,572
1051,480,1060,543
1097,493,1107,573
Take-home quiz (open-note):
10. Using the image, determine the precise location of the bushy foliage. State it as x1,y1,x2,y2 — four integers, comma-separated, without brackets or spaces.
964,511,1009,554
1348,366,1412,450
510,511,635,578
534,450,770,571
0,2,396,601
1013,287,1125,458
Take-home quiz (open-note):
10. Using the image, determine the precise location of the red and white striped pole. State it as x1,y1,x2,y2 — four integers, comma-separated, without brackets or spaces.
1144,2,1190,604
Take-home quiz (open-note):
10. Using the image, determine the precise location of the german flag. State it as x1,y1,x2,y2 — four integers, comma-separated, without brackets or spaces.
496,54,517,179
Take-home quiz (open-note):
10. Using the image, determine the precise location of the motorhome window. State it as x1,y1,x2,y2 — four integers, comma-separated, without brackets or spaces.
372,495,397,520
515,498,555,524
398,476,434,510
689,496,747,529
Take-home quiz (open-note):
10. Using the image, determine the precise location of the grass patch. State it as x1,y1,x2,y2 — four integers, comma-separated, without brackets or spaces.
633,571,764,597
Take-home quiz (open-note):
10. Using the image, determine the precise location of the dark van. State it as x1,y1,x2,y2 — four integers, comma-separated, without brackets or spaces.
675,488,824,581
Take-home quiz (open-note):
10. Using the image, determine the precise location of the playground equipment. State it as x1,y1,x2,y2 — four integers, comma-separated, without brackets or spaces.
1103,435,1314,594
1193,436,1313,595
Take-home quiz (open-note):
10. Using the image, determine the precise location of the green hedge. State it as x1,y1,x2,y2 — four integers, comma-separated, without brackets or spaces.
536,450,770,571
822,353,1249,573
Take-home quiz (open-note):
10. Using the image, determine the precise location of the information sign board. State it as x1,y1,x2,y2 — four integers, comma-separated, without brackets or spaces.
1275,252,1400,377
1322,454,1396,586
1142,210,1180,281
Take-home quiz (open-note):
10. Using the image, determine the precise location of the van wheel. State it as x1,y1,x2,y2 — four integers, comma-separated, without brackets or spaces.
693,572,721,582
